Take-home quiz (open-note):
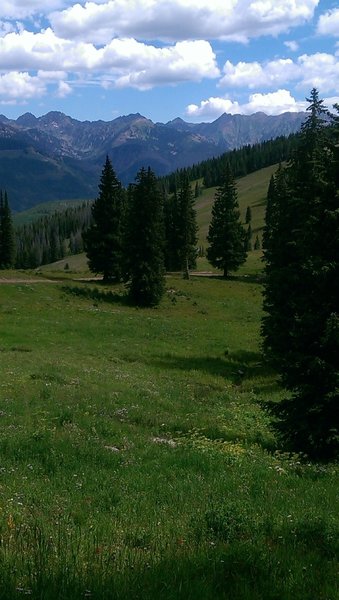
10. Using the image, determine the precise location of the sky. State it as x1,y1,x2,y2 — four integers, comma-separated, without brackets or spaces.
0,0,338,123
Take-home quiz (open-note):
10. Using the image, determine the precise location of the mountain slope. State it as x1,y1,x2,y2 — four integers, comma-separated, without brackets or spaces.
0,110,306,211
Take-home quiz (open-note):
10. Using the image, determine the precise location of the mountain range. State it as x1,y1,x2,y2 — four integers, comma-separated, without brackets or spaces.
0,110,306,212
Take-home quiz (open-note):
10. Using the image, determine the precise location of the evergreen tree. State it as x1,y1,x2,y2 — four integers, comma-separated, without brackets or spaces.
262,90,339,459
164,187,181,271
0,191,15,269
176,174,198,279
245,205,252,224
245,223,252,251
207,165,247,277
194,181,201,198
254,235,260,250
83,156,124,282
125,167,165,307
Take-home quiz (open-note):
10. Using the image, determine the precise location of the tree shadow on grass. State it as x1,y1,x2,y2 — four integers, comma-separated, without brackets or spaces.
191,273,264,284
150,348,277,387
61,284,129,305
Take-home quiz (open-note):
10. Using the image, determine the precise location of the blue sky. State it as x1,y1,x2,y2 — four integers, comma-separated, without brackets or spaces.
0,0,338,123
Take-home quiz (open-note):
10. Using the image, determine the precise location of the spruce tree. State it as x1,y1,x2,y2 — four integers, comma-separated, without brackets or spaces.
0,191,15,269
164,187,181,271
245,205,252,224
83,156,125,282
207,164,247,277
125,167,165,307
176,174,198,279
245,223,252,251
262,90,339,459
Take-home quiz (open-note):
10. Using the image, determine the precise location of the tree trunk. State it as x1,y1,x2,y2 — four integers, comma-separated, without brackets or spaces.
183,257,190,279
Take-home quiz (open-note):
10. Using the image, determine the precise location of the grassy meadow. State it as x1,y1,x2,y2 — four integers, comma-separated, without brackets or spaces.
0,250,338,600
0,166,337,599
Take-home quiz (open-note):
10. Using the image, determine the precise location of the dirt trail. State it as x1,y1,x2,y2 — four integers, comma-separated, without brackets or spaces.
0,278,57,284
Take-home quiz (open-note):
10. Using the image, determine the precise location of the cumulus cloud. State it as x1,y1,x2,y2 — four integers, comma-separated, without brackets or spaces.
187,96,241,119
0,29,219,100
220,58,299,88
50,0,319,44
219,53,339,94
317,8,339,36
186,89,306,120
111,40,220,89
0,1,65,20
0,71,47,101
2,30,218,80
297,53,339,93
57,80,72,97
0,1,331,109
244,90,307,114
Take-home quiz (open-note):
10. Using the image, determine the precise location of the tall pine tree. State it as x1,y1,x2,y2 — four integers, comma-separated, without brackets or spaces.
83,156,125,282
262,90,339,459
176,174,198,279
125,167,165,307
207,165,247,277
0,191,15,269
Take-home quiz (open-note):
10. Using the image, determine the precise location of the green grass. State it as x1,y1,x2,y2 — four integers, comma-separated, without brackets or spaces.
196,164,278,246
0,259,337,599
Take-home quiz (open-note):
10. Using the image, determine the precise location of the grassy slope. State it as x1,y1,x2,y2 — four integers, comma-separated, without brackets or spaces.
196,163,278,246
34,163,277,275
0,259,337,599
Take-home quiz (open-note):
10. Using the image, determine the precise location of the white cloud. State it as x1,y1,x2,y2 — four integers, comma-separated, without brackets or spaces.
187,96,241,119
298,53,339,93
0,21,17,37
110,40,220,89
0,29,219,103
0,30,218,81
219,53,339,94
57,80,72,97
317,8,339,37
220,58,299,88
0,71,47,100
0,1,66,20
50,0,319,44
324,96,339,110
284,40,299,52
0,1,333,110
244,90,307,114
186,89,306,120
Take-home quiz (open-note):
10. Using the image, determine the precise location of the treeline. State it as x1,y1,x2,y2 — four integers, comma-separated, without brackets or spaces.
14,203,92,268
161,134,298,191
83,158,200,305
83,151,249,306
3,131,297,270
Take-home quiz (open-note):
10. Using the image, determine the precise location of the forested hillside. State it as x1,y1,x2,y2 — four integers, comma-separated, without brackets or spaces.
11,134,296,269
14,203,92,268
161,134,298,191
